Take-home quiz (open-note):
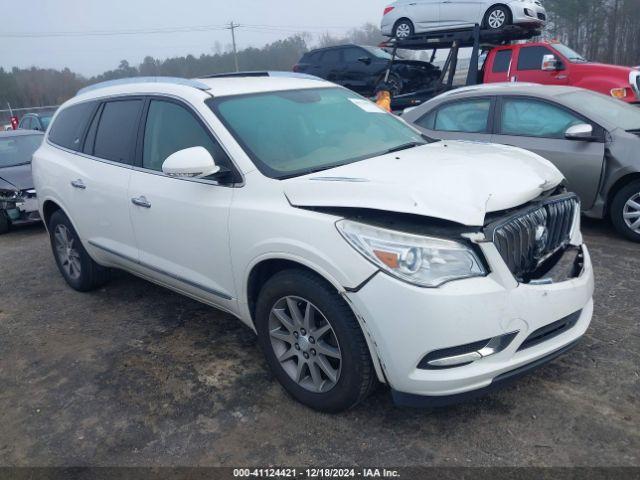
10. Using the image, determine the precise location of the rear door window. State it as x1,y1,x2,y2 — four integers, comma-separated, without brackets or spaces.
419,99,492,133
321,49,342,64
92,99,143,164
492,50,512,73
49,102,97,151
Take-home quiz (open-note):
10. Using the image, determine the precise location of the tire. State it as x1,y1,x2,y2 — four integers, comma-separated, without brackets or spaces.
393,19,414,39
48,210,111,291
484,5,511,30
0,210,9,234
378,72,404,96
255,269,376,413
610,180,640,242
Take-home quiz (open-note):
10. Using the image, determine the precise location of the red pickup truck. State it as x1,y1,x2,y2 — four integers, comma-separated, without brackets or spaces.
482,41,640,104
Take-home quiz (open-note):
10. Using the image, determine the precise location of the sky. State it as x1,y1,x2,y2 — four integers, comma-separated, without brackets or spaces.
1,0,390,77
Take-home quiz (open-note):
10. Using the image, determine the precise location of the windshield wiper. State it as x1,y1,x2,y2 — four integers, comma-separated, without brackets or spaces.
383,141,426,155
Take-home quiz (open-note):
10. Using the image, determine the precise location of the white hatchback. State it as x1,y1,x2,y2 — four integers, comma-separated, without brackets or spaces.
381,0,547,38
33,74,593,412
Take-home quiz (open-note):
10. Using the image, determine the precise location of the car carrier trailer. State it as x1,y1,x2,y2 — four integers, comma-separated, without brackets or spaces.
379,24,540,110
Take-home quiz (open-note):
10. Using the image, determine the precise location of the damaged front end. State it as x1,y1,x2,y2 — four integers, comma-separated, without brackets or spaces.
1,188,41,225
482,192,584,285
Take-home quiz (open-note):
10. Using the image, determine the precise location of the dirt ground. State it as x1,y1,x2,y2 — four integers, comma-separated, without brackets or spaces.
0,219,638,467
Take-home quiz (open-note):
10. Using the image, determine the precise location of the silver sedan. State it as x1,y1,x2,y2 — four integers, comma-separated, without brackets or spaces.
403,84,640,242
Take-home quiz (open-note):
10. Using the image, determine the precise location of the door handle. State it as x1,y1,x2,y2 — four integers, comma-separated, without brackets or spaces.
131,196,151,208
70,179,86,190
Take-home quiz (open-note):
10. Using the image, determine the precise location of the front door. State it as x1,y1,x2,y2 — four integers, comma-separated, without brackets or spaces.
341,46,376,94
128,98,236,309
492,97,605,209
512,46,570,85
438,0,483,28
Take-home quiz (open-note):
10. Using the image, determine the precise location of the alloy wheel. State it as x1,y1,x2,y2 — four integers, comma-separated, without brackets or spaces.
268,296,342,393
488,9,507,29
54,224,82,280
395,23,412,38
623,192,640,234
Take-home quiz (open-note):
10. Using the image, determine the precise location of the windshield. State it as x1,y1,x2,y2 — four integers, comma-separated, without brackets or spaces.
561,90,640,131
209,87,425,179
553,44,587,63
0,134,43,168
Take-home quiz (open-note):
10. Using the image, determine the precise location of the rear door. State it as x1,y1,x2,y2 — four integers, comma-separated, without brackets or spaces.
45,99,141,265
484,48,514,83
411,97,495,143
73,98,143,263
491,96,605,209
127,97,236,309
512,45,570,85
409,0,441,30
317,49,343,84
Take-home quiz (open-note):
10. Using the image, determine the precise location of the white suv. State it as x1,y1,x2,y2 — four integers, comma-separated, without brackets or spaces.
33,74,594,412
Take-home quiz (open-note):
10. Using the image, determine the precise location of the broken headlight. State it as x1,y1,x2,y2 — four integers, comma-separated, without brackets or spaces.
336,220,486,288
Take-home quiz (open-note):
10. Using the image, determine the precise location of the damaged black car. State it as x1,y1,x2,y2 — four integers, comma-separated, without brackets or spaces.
293,44,440,98
0,130,44,234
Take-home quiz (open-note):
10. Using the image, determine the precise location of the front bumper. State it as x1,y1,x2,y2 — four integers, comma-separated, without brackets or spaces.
510,1,547,25
3,189,41,225
346,244,594,402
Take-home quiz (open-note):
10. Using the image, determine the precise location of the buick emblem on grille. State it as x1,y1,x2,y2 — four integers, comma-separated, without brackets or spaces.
534,225,549,259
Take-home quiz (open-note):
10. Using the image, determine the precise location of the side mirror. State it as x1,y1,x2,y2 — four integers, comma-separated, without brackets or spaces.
565,123,594,141
162,146,220,178
358,56,372,65
541,54,562,71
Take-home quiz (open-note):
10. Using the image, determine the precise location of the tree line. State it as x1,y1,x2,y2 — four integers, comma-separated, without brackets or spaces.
1,7,639,113
545,0,640,67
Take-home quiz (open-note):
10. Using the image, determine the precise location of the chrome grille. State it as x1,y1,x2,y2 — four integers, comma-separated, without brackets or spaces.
489,195,579,280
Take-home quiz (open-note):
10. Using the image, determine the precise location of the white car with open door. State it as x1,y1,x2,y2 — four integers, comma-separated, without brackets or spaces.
381,0,547,38
33,74,593,412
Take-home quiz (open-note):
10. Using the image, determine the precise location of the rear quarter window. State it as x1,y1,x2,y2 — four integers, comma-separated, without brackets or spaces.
48,102,97,151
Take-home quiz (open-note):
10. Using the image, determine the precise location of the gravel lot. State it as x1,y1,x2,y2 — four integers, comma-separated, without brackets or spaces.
0,219,638,467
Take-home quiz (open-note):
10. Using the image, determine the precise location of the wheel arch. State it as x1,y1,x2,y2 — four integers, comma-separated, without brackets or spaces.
393,17,415,34
41,199,86,245
606,172,640,215
246,257,345,330
42,198,63,229
245,256,387,383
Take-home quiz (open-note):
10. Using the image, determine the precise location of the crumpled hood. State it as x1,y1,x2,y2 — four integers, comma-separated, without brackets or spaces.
0,163,34,191
283,141,564,226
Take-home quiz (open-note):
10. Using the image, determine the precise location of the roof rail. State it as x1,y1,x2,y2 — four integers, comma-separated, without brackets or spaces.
200,71,322,81
77,77,211,96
